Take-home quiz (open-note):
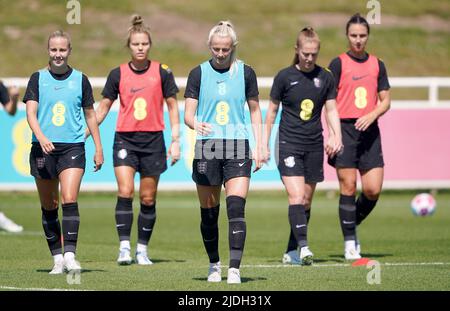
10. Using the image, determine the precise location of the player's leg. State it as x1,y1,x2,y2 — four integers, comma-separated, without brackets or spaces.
114,165,136,265
355,124,385,253
197,184,222,282
282,176,313,265
358,167,383,224
35,177,63,274
135,175,160,265
31,143,65,273
300,182,317,264
304,183,316,222
337,168,361,260
59,167,84,271
134,149,168,265
224,176,250,284
356,126,384,226
222,139,252,284
193,139,225,282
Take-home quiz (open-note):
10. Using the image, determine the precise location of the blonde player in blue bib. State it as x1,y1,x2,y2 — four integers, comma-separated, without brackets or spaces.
184,21,263,284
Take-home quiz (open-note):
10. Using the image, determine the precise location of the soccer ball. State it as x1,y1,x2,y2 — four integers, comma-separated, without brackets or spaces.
411,193,436,216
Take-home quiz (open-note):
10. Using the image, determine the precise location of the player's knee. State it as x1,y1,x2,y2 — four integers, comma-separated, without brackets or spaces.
42,203,58,211
288,194,305,205
340,181,357,196
226,195,246,219
304,203,311,211
363,189,381,200
118,187,134,198
140,196,155,206
41,196,59,210
61,195,78,205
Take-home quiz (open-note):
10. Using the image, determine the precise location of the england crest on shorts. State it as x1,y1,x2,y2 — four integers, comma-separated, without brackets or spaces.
197,161,207,174
36,157,45,169
313,78,321,88
284,156,295,168
117,149,128,160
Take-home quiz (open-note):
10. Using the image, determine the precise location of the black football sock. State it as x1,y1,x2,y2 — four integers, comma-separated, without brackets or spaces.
288,204,308,248
227,196,246,269
200,204,220,263
42,207,62,256
115,197,133,242
356,193,378,225
339,194,357,241
62,202,80,254
137,202,156,245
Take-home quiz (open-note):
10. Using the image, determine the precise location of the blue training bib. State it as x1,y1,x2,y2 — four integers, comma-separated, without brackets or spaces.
197,60,248,140
33,69,84,143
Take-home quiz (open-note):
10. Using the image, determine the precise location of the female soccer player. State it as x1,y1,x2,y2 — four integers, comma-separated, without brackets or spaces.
264,27,342,265
0,82,23,233
184,21,263,284
328,13,391,260
24,30,104,274
89,15,180,265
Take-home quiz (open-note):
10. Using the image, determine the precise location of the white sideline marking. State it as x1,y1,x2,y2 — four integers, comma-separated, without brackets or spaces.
241,262,450,268
0,286,91,291
0,231,42,236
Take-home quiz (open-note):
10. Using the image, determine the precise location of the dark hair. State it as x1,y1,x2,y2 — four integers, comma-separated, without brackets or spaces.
346,13,370,35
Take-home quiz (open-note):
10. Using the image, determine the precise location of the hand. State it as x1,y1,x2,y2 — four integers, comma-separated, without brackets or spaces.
355,113,377,131
252,146,263,173
194,121,212,136
167,140,180,166
8,86,19,101
39,137,55,154
261,145,271,164
325,135,343,158
93,149,104,172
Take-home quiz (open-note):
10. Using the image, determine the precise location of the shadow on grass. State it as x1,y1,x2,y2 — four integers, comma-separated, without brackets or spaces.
192,277,267,283
328,253,393,259
150,259,186,263
81,258,186,264
266,258,345,264
313,258,345,263
36,269,107,273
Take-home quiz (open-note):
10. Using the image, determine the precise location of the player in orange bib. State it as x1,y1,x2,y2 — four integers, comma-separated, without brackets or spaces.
87,15,180,266
328,13,391,260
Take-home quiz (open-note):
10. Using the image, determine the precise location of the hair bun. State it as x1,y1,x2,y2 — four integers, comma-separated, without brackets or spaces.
131,14,143,26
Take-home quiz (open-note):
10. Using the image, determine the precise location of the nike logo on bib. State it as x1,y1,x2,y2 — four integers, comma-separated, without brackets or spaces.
352,74,368,81
130,86,147,93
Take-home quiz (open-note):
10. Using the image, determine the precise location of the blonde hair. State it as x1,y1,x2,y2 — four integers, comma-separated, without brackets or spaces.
47,30,72,50
126,14,152,47
207,20,239,73
292,26,320,65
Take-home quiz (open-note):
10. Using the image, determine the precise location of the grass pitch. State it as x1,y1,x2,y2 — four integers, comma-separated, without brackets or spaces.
0,190,449,291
